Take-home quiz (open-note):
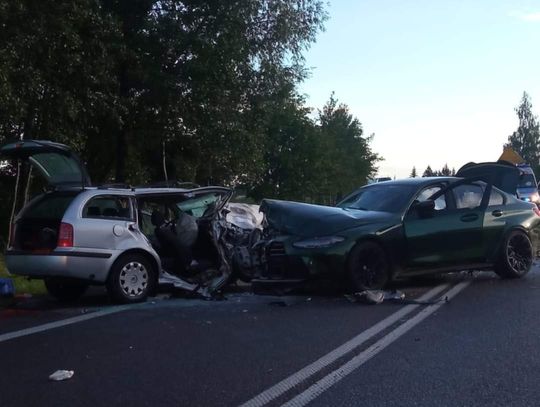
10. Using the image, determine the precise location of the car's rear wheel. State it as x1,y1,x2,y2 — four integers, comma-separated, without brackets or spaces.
494,230,533,279
45,277,88,302
107,254,155,304
347,241,390,291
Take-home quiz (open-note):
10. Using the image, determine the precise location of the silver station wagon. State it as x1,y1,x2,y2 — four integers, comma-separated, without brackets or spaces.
1,140,260,303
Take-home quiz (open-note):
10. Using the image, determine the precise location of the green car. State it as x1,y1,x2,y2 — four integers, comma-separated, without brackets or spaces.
251,174,540,292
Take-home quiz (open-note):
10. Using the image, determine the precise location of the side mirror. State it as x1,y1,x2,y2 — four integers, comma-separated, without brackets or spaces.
413,200,436,218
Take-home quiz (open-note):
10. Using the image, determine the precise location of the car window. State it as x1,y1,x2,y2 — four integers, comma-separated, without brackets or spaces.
23,193,78,220
488,190,505,206
416,186,447,210
453,184,484,209
83,195,133,220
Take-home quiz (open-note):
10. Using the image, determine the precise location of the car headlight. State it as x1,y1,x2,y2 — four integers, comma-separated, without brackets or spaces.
530,192,540,203
293,236,345,249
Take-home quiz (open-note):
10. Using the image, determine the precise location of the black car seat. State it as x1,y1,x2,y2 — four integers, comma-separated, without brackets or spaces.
87,206,101,217
151,209,192,275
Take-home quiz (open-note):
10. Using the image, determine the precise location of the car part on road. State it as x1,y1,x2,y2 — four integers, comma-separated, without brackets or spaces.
494,230,533,278
345,290,405,305
48,370,74,381
44,278,88,302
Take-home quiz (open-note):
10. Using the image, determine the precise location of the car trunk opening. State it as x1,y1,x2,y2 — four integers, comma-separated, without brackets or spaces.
10,192,79,252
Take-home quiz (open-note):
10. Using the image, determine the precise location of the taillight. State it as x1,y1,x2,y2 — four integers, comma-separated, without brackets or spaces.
57,223,74,248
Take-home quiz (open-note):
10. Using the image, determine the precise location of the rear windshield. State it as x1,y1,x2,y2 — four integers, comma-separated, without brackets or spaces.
22,192,78,219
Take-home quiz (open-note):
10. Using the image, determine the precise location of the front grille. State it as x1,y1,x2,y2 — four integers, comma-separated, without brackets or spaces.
267,241,286,257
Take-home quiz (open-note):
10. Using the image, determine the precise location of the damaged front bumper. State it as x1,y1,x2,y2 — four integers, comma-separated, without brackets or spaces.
252,236,354,292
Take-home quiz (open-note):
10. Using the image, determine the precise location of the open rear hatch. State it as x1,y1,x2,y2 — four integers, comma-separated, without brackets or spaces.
1,139,91,189
1,140,90,252
456,161,520,195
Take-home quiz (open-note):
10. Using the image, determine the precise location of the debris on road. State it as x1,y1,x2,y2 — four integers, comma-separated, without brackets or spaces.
0,278,14,297
49,370,74,381
345,289,450,305
345,290,405,305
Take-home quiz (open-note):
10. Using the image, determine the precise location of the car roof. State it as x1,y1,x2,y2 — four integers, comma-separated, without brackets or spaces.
364,176,457,187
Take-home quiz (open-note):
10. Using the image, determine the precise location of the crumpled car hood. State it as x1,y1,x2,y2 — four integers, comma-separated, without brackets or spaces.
260,199,395,237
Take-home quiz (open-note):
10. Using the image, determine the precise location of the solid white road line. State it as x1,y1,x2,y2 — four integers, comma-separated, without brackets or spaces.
0,304,136,343
239,283,450,407
281,280,471,407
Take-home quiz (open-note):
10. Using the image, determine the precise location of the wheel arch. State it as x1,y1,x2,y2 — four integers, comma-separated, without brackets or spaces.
108,249,160,285
489,225,531,263
349,235,397,277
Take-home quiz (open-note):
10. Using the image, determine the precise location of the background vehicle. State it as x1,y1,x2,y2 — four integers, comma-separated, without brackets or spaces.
1,140,259,303
250,176,540,293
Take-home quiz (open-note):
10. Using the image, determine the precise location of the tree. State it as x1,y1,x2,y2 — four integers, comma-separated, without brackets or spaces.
506,92,540,169
422,165,434,177
410,166,417,177
316,94,380,200
441,163,451,176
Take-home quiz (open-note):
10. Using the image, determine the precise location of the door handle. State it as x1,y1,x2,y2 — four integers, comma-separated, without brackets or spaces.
460,213,479,222
491,210,503,217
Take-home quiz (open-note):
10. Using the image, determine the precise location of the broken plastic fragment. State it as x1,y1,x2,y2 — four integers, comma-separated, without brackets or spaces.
345,290,406,304
49,370,74,381
345,290,385,304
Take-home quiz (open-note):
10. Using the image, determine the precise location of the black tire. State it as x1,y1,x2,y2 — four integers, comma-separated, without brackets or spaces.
494,230,533,279
347,241,390,291
107,254,156,304
45,277,88,302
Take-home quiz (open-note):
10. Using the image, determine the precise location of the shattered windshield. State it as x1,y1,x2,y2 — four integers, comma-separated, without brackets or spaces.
337,184,416,213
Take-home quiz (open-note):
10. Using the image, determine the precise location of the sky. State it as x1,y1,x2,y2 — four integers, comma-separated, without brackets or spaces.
299,0,540,178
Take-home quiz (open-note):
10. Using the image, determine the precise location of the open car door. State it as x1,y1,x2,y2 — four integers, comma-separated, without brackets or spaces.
0,139,91,188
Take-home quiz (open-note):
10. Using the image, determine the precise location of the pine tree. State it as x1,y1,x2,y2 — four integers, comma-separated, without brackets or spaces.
422,165,434,177
507,92,540,167
410,166,417,177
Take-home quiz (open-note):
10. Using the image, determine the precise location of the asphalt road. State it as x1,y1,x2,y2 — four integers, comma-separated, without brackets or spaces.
1,267,540,407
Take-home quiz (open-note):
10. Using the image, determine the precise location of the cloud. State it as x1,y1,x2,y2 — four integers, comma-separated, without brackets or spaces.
510,11,540,22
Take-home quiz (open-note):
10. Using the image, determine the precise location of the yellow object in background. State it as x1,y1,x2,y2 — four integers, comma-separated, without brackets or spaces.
499,147,525,165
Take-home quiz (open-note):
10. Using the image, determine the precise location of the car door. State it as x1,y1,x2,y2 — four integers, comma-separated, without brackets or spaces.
403,181,489,269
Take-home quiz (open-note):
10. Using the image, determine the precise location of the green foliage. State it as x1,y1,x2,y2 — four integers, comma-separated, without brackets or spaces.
316,94,380,200
506,92,540,171
0,0,382,220
410,166,417,177
0,254,46,298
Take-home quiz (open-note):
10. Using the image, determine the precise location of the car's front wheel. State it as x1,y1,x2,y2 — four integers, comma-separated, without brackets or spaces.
494,230,533,279
107,254,155,304
45,277,88,302
347,241,390,291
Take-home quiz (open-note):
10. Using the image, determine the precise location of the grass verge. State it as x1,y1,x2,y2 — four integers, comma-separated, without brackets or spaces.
0,254,46,297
